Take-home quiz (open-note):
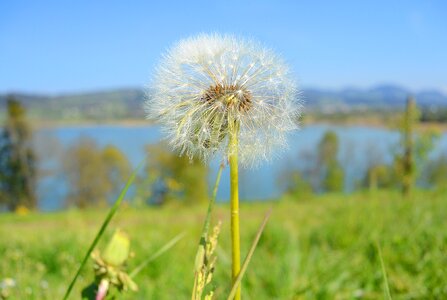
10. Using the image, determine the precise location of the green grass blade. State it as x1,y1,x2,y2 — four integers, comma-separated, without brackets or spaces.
62,160,145,300
377,241,392,300
129,232,186,278
227,208,272,300
201,162,224,243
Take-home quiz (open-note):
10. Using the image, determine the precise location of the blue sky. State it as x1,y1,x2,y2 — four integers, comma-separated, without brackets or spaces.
1,0,446,94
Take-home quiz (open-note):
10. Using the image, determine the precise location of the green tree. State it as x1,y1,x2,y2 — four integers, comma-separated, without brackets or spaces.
279,169,313,199
140,143,208,205
63,138,130,208
426,155,447,191
0,97,37,211
394,97,438,197
317,130,344,193
399,97,418,196
102,145,131,197
323,161,345,192
363,164,397,191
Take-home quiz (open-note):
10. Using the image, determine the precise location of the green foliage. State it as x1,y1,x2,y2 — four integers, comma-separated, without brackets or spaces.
413,130,439,166
323,161,345,193
318,130,345,192
363,164,397,191
420,106,447,123
279,130,344,197
393,97,439,196
102,145,132,197
318,131,339,164
0,96,37,211
395,97,418,197
1,191,447,299
139,143,208,205
280,169,314,199
426,155,447,191
63,138,131,208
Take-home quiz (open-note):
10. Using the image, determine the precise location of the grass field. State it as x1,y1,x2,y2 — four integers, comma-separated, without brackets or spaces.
1,190,446,299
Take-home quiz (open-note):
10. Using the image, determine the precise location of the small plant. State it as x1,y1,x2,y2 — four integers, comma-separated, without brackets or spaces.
81,228,185,299
192,221,222,300
81,229,137,300
147,33,302,299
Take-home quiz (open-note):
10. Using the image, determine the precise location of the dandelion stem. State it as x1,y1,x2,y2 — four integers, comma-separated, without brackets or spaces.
227,209,272,300
229,124,241,300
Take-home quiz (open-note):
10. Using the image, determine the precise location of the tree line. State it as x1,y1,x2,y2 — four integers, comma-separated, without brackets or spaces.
0,96,208,211
282,97,446,198
0,96,446,211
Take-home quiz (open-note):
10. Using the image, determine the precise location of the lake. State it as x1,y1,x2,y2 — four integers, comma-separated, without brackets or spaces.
34,125,447,210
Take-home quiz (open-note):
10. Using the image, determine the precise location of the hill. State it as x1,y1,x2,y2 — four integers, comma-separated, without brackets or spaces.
1,84,446,122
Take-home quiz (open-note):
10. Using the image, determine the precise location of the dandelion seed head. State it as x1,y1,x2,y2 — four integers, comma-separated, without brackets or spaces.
146,33,302,168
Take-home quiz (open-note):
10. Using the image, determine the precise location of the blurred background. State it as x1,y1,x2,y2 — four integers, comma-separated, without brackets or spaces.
1,1,447,299
1,0,446,210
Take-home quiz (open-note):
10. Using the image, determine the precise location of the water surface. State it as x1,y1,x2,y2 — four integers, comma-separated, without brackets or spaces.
35,125,447,210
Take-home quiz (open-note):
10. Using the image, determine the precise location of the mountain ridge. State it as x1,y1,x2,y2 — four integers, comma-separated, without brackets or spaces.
0,84,446,121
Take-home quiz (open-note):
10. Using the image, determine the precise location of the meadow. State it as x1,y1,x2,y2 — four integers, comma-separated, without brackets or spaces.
1,190,446,299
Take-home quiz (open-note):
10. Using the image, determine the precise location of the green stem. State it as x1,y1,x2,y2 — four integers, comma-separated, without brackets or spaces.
229,129,241,300
202,162,225,247
227,209,272,300
62,160,144,300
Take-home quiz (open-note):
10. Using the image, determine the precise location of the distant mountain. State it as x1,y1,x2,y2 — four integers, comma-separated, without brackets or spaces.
303,84,447,110
0,88,146,121
0,84,446,121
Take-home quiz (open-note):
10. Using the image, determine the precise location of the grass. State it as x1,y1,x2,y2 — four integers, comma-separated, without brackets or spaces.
0,190,446,299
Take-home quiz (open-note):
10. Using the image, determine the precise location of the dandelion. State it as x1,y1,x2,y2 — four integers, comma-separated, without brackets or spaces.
146,33,302,299
146,33,301,168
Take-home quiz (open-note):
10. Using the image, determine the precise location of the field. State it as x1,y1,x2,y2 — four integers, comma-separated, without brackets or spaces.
1,190,446,299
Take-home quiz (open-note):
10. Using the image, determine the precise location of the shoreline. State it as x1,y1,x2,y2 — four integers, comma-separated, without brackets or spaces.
33,119,155,129
32,118,447,131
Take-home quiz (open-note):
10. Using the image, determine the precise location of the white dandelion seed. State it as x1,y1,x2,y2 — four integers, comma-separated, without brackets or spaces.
146,33,302,168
